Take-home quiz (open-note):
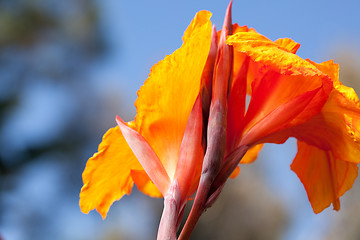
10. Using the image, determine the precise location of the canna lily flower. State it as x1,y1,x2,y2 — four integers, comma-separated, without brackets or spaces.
202,6,334,203
213,31,333,183
226,32,333,158
182,6,359,237
179,4,336,237
79,10,212,219
257,60,360,213
222,32,360,213
80,2,360,239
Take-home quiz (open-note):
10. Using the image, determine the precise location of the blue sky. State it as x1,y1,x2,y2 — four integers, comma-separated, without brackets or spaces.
97,0,360,93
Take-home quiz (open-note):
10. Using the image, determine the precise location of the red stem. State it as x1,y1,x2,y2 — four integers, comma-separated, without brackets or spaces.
178,174,213,240
157,181,181,240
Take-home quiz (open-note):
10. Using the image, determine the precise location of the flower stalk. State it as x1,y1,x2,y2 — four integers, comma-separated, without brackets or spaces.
179,2,233,239
157,181,181,240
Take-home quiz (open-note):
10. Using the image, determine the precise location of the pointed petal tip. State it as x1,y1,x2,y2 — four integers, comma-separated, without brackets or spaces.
115,115,171,197
209,25,218,59
116,115,131,136
222,0,233,34
219,0,233,46
212,24,217,32
211,25,218,46
99,211,107,220
333,198,340,211
115,115,125,128
228,0,233,12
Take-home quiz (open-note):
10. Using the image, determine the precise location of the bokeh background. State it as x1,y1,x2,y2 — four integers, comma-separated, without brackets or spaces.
1,0,360,239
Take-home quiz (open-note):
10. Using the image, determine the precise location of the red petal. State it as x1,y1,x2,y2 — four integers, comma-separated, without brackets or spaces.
175,95,204,204
226,57,249,152
241,83,325,146
116,116,171,196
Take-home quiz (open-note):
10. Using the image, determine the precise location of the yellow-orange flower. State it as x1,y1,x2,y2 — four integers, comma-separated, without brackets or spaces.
211,28,333,185
260,60,360,213
79,11,212,219
225,31,360,213
227,32,333,150
80,3,360,223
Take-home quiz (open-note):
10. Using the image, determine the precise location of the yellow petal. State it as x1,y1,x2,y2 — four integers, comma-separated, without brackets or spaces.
274,38,300,54
79,126,143,219
183,11,212,42
131,170,163,198
227,32,327,77
291,141,358,213
134,10,212,180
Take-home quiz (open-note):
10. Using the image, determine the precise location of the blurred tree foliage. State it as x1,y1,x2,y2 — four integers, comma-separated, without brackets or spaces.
0,3,56,46
0,1,110,238
0,0,103,176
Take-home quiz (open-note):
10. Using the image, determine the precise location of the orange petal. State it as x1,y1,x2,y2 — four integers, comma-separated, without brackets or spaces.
228,32,332,97
304,60,360,162
228,24,256,95
116,116,171,196
264,60,360,164
176,95,203,203
131,170,163,198
134,11,212,180
226,57,249,152
241,83,326,146
244,66,331,128
277,95,360,164
232,24,256,34
227,32,328,77
309,59,360,107
287,100,360,164
240,144,263,164
229,166,240,178
274,38,300,54
226,32,333,147
291,141,358,213
79,126,143,219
